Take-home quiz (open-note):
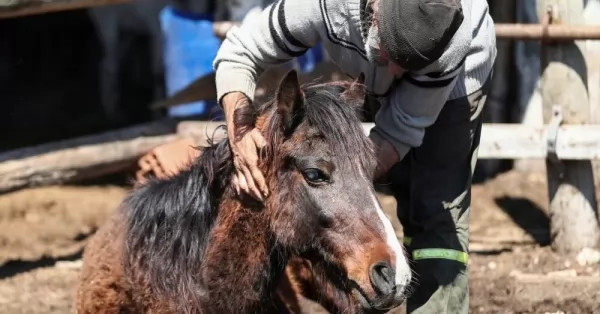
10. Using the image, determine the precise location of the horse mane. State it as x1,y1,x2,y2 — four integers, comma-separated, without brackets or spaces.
123,134,234,309
122,77,374,310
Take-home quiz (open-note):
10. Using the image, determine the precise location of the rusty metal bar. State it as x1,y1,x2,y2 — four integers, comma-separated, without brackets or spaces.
495,23,600,40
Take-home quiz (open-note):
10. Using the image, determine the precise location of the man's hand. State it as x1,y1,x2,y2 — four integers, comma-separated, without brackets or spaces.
369,132,400,181
222,92,269,201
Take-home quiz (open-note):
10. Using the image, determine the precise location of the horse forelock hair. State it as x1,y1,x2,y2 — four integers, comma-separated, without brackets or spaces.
261,81,375,174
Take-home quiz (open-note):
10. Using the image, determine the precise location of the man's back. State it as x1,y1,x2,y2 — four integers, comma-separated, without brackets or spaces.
214,0,496,100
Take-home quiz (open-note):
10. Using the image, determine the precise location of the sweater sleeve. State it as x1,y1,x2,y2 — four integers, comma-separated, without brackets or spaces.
370,24,472,159
213,0,323,104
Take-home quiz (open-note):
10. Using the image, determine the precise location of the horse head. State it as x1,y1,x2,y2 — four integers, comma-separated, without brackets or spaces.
240,69,412,312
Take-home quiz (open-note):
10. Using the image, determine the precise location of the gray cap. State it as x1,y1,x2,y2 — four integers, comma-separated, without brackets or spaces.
376,0,464,71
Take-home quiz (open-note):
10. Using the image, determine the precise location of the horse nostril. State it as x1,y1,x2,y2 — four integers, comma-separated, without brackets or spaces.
369,261,395,295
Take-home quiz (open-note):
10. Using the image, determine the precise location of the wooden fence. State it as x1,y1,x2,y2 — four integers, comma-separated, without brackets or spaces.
2,0,600,254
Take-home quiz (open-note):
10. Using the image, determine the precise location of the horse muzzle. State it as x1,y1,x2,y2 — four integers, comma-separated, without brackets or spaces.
352,261,408,313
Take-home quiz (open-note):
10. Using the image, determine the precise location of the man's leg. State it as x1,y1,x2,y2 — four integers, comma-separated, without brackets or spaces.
388,73,491,313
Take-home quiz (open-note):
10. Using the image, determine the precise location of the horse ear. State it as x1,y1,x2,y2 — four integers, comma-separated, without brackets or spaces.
341,72,366,101
275,69,305,136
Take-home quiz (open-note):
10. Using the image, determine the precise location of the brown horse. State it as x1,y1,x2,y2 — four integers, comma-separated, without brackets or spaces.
75,69,411,314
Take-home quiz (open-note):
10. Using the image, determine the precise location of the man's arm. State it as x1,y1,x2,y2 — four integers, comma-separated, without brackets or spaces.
213,0,323,105
371,27,472,160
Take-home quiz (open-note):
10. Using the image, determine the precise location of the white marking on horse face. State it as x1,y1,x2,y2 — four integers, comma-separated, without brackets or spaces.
369,192,412,291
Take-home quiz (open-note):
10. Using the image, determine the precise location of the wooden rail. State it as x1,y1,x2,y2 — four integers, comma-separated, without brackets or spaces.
0,120,224,194
362,123,600,160
495,23,600,40
2,121,600,194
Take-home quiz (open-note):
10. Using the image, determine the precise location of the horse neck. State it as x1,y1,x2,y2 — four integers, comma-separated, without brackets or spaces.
200,195,288,313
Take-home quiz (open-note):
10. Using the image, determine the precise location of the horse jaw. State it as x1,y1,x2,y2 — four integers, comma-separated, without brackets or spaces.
200,198,289,313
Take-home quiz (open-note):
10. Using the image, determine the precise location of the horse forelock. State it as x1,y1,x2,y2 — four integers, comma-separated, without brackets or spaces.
303,84,375,172
255,80,374,175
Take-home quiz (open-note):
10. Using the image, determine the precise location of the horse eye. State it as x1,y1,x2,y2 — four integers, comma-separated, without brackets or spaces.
302,168,330,184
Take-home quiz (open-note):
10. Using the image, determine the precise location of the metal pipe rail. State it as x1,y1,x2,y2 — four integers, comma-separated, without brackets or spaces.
495,23,600,40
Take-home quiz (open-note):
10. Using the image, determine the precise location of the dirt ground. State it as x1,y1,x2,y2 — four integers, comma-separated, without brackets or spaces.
1,170,599,314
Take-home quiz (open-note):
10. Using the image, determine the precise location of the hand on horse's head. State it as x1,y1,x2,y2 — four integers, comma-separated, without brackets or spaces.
222,91,269,202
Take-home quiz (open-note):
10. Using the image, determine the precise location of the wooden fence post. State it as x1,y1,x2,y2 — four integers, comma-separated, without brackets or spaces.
480,0,516,178
514,0,546,173
538,0,600,253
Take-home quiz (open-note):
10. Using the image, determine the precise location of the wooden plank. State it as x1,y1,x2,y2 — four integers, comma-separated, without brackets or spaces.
361,123,600,160
481,0,516,177
538,0,599,253
513,0,547,173
0,0,134,20
495,23,600,40
0,119,220,194
478,124,600,160
3,120,600,195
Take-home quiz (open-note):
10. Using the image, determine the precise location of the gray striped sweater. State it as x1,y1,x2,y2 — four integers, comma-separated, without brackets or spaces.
213,0,497,158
